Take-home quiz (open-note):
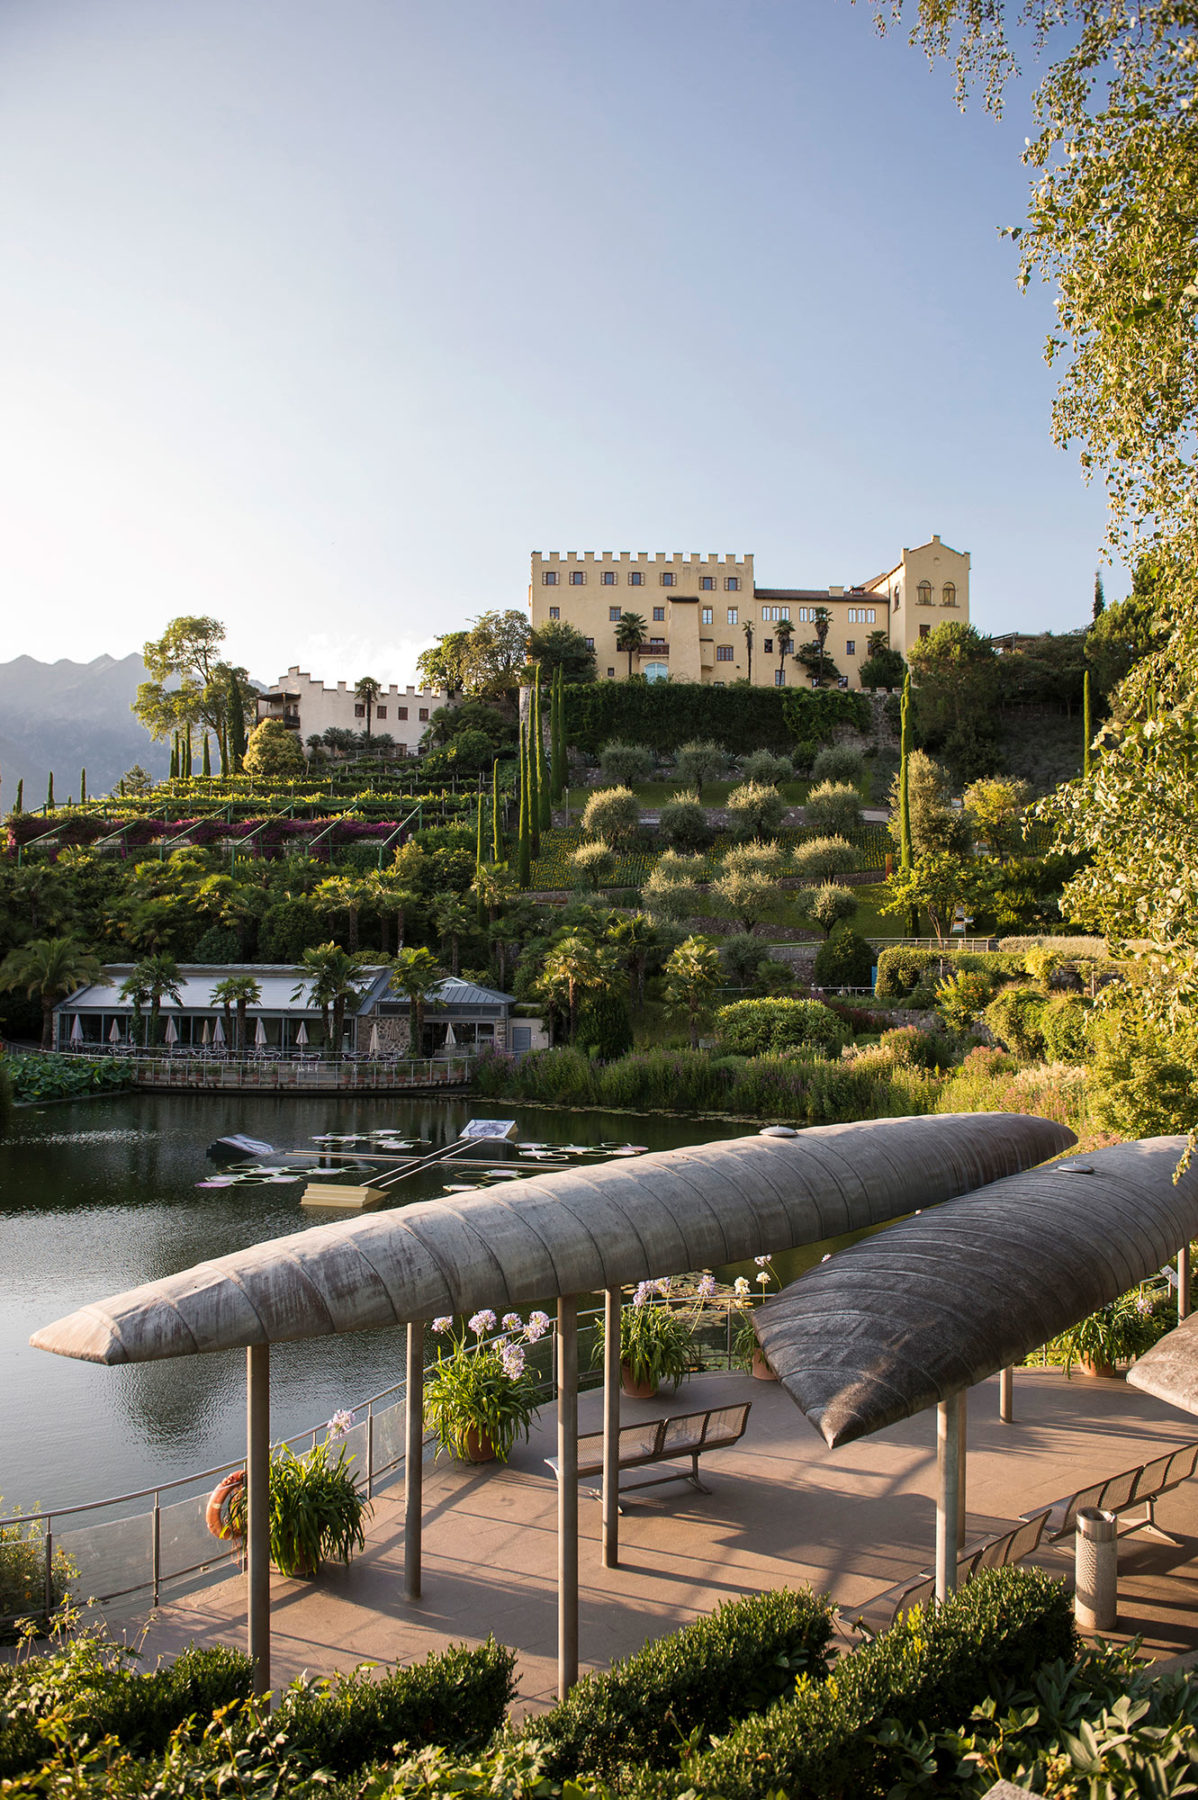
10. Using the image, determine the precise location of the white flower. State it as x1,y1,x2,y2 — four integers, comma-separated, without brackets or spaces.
499,1342,526,1379
432,1315,453,1335
326,1408,356,1440
526,1310,551,1340
468,1308,497,1337
502,1312,523,1332
754,1255,772,1268
655,1277,672,1296
734,1276,751,1297
696,1274,717,1299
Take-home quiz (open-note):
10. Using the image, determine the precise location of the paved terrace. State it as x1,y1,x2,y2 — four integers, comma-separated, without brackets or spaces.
137,1367,1198,1712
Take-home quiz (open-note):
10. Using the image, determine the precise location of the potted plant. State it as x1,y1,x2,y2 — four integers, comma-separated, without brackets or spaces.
593,1279,695,1399
425,1309,549,1463
1049,1287,1170,1378
228,1415,369,1578
732,1257,781,1381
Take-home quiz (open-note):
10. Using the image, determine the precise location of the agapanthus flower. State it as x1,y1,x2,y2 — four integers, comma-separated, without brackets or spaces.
696,1274,717,1299
526,1311,551,1340
502,1312,523,1332
754,1255,772,1268
499,1342,526,1379
1135,1293,1154,1316
326,1408,356,1440
432,1315,453,1335
733,1276,751,1297
757,1271,771,1287
655,1277,672,1296
468,1308,497,1336
632,1281,654,1309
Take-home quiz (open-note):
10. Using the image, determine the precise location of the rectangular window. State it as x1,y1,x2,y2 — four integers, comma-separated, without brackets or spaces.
376,706,386,719
660,572,676,587
549,605,560,620
570,570,585,585
838,676,850,689
764,637,774,655
419,707,429,720
716,645,734,662
397,706,408,719
607,667,615,677
701,606,713,625
542,570,559,586
601,570,616,585
629,571,644,586
774,668,785,687
609,606,622,622
354,703,365,717
725,577,739,591
781,606,790,620
649,636,665,647
585,636,595,649
700,575,715,591
653,606,665,622
845,640,855,656
726,607,738,625
920,623,931,639
868,607,876,623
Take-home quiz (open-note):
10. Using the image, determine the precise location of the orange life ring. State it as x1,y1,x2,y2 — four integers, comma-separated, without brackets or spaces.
205,1470,245,1541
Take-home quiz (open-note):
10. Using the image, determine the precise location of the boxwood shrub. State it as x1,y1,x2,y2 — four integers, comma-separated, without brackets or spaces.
714,998,848,1058
644,1566,1075,1800
525,1586,835,1778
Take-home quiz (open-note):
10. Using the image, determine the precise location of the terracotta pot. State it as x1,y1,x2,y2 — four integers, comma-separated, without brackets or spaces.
461,1424,498,1463
751,1348,778,1383
1078,1356,1122,1380
274,1556,320,1579
621,1362,659,1401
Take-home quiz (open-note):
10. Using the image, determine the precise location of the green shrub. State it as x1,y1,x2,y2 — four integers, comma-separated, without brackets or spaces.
528,1587,834,1779
576,991,634,1059
739,748,794,785
570,839,617,888
984,986,1048,1059
810,742,866,785
790,835,858,879
934,968,995,1031
581,787,641,844
798,882,858,938
1040,994,1094,1063
258,898,323,960
715,997,848,1058
1090,1015,1198,1138
657,798,711,852
879,1024,948,1069
192,926,242,963
725,781,787,841
813,928,874,988
875,946,944,998
666,1567,1076,1800
803,780,862,836
270,1637,517,1774
728,1055,938,1125
721,933,773,988
598,741,655,786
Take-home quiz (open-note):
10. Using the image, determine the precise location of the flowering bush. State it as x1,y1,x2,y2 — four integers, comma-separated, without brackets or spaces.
424,1310,548,1463
732,1255,779,1368
1045,1283,1174,1375
591,1279,694,1393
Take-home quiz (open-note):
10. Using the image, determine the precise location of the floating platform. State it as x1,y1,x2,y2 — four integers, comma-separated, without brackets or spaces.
300,1183,388,1212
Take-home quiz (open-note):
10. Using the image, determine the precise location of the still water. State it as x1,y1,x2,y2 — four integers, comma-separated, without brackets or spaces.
1,1093,814,1514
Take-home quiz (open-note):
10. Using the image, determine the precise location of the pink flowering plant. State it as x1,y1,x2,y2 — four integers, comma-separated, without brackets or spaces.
424,1308,550,1462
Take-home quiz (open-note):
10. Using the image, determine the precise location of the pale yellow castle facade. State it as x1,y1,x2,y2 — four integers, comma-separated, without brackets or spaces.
528,536,969,688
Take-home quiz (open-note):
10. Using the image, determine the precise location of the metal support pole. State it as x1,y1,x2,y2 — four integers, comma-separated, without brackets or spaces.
557,1294,579,1698
602,1287,621,1569
999,1366,1014,1424
1179,1245,1191,1322
404,1321,424,1603
957,1386,968,1549
246,1344,271,1696
935,1393,961,1603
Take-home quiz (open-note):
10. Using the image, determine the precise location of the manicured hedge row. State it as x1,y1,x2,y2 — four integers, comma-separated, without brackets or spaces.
635,1566,1076,1799
525,1587,835,1779
563,683,871,758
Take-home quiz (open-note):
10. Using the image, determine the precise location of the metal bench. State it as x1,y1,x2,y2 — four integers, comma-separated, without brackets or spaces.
1028,1439,1198,1546
546,1402,751,1501
851,1508,1052,1635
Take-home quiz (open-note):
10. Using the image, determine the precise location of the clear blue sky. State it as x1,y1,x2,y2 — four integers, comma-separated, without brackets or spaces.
0,1,1113,684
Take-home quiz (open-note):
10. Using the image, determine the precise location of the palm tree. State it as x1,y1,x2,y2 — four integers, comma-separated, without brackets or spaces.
292,944,370,1058
374,877,418,952
432,892,473,978
471,862,517,926
389,947,443,1057
209,974,263,1056
354,677,383,741
811,606,831,686
615,611,647,677
539,932,619,1042
313,875,372,953
743,620,754,682
663,934,723,1049
125,953,184,1047
608,913,658,1010
776,619,794,685
0,937,100,1050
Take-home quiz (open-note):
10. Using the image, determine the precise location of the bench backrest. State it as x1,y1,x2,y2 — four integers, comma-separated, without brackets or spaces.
576,1401,752,1468
1162,1442,1198,1492
1097,1465,1142,1513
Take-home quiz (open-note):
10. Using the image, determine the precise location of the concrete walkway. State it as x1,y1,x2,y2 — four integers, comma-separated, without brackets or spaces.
136,1367,1198,1712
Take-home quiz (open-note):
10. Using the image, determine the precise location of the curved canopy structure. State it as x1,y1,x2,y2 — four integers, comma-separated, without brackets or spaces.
31,1112,1071,1366
1128,1311,1198,1415
754,1137,1198,1448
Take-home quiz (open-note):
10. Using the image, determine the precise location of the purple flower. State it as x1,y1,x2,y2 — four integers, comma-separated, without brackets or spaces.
632,1281,653,1309
502,1312,523,1332
526,1311,551,1341
696,1274,717,1299
432,1315,453,1335
499,1342,526,1379
468,1308,497,1337
326,1408,356,1440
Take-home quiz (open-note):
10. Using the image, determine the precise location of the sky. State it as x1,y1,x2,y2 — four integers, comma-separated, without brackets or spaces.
0,1,1115,685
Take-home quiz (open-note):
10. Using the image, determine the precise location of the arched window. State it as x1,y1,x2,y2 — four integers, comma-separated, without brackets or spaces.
644,661,669,683
917,581,933,606
942,582,957,607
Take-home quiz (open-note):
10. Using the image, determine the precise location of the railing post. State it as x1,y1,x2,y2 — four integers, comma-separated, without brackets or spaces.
557,1295,580,1697
1179,1245,1191,1322
246,1344,271,1696
366,1404,375,1500
602,1287,621,1569
152,1492,161,1606
43,1518,53,1622
404,1323,424,1603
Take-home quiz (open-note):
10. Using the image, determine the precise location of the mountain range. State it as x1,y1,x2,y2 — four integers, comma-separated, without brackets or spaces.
0,654,172,809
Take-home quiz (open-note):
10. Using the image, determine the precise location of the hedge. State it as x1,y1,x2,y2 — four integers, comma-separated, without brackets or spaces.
874,945,1027,999
714,998,848,1058
645,1566,1076,1800
525,1587,835,1778
562,683,869,758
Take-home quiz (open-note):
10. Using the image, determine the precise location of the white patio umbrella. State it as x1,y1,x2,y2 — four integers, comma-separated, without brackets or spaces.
368,1022,380,1056
212,1016,226,1046
201,1019,210,1045
254,1018,267,1047
164,1016,178,1046
444,1021,457,1047
108,1021,121,1044
295,1021,308,1047
69,1015,83,1046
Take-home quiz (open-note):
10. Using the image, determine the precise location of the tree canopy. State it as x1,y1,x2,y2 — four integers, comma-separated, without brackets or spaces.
133,616,254,763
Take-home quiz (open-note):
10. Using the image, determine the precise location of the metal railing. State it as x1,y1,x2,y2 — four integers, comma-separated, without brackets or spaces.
58,1054,476,1091
0,1296,749,1628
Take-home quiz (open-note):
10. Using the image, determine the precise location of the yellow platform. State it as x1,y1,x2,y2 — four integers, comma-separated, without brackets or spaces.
300,1183,388,1211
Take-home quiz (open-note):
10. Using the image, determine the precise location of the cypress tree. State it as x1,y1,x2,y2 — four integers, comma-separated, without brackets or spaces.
219,721,229,777
474,787,486,925
170,734,178,781
202,732,211,777
534,666,551,834
899,670,916,938
516,725,531,887
227,671,247,771
1083,668,1093,779
80,767,87,804
184,723,193,780
551,667,565,803
47,772,54,810
528,702,541,861
491,759,503,864
15,778,23,812
1093,570,1105,619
